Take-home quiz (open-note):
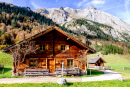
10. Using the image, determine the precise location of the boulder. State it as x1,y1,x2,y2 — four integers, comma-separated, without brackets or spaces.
57,78,67,85
119,78,125,81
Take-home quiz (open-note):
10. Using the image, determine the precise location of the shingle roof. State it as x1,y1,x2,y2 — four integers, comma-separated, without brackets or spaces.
88,57,106,63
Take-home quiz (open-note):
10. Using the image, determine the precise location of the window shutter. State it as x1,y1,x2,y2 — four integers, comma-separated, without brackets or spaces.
65,45,69,50
37,60,41,67
45,44,49,50
36,45,39,49
26,59,29,66
58,45,61,51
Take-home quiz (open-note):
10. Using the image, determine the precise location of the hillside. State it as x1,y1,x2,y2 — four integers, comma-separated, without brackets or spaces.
34,6,130,43
0,51,12,67
0,2,56,49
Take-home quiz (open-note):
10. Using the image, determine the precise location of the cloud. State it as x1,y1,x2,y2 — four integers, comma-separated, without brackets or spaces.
30,1,41,9
87,0,105,5
78,0,87,7
77,0,105,8
124,0,130,24
125,0,130,16
124,19,130,24
102,4,124,11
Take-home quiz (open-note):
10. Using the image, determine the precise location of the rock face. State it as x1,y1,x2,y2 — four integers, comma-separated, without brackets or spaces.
34,6,130,42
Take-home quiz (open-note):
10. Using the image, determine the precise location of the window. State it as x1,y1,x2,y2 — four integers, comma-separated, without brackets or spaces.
30,60,37,67
67,60,73,66
58,45,69,51
61,45,65,50
39,45,45,50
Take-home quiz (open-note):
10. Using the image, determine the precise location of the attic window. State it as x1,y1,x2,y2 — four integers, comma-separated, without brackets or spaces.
61,45,65,50
39,45,45,50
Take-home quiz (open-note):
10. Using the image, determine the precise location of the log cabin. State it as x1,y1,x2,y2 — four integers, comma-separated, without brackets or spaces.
3,26,96,76
88,56,106,67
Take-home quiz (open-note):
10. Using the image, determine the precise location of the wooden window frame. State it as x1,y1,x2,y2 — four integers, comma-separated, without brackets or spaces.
29,60,37,67
39,45,45,51
67,60,73,66
61,45,65,51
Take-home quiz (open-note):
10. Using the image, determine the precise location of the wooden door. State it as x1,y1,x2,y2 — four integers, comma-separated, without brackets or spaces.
48,59,54,72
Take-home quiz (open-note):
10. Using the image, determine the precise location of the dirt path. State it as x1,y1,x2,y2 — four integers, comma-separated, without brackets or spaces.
0,70,122,84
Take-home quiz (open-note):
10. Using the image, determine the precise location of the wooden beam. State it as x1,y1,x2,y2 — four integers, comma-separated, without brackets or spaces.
54,58,55,71
46,58,47,69
73,59,74,67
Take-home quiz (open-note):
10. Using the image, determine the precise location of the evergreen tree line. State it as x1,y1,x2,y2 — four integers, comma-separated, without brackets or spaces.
0,2,55,26
94,41,123,55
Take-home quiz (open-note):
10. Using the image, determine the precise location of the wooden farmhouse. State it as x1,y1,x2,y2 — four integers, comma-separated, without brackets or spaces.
88,56,106,68
3,26,96,76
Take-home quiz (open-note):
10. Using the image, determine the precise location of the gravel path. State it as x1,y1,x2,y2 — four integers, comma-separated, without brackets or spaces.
82,70,122,81
0,70,122,84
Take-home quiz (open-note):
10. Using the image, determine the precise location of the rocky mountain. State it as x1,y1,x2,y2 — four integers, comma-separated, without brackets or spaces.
34,6,130,43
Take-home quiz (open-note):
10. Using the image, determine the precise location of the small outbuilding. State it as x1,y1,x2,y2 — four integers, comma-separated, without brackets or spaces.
88,56,106,67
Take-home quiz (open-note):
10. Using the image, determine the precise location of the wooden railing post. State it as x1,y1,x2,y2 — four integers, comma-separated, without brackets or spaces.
46,58,47,69
62,62,64,77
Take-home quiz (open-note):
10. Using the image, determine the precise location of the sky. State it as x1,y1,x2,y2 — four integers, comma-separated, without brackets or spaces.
1,0,130,24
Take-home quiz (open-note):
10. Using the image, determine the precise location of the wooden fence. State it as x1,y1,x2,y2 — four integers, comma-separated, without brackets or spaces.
55,67,80,76
88,66,110,70
24,69,49,77
123,67,130,70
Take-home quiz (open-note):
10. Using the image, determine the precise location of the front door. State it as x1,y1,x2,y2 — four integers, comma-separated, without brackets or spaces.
48,59,54,72
98,63,100,66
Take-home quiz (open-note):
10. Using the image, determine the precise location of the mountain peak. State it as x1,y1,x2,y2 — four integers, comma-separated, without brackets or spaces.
59,6,64,10
87,6,97,10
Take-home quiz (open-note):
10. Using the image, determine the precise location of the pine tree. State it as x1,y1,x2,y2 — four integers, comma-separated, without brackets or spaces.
11,20,17,28
1,25,6,35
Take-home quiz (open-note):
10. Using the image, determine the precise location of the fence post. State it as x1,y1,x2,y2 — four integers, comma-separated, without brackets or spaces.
90,69,91,75
62,62,64,78
123,67,124,70
2,69,4,77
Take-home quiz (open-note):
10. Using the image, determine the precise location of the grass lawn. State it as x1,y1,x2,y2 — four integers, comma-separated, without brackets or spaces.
0,79,130,87
88,53,130,77
81,69,104,77
0,51,13,67
0,51,23,78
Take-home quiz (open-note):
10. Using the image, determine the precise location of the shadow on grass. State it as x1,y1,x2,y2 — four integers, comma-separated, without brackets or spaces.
66,82,73,86
0,68,12,74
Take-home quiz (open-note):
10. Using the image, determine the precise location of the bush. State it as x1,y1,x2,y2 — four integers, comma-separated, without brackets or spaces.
0,45,7,50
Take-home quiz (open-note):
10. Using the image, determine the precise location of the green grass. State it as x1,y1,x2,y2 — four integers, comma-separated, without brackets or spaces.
81,69,104,77
0,51,23,78
0,68,23,78
88,53,130,77
0,51,13,67
0,79,130,87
